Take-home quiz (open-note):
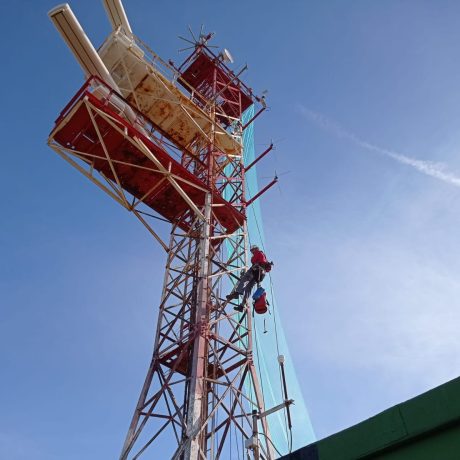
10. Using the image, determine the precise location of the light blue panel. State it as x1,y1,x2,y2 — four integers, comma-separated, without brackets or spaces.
242,105,316,456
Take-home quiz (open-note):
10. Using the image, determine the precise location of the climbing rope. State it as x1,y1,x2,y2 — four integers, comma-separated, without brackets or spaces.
243,104,295,455
246,177,293,453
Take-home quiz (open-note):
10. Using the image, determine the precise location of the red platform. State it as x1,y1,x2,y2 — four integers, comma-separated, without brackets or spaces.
50,79,245,233
179,52,253,124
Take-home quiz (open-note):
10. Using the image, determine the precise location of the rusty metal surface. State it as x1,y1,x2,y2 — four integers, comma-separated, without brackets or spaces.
130,71,242,156
100,34,242,157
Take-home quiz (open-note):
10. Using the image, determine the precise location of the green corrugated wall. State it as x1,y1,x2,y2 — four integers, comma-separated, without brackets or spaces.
281,376,460,460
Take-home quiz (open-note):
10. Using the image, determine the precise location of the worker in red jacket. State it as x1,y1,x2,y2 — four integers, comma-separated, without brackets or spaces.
227,245,272,311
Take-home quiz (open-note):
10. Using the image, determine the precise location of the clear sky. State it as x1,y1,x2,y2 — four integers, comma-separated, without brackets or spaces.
2,0,460,458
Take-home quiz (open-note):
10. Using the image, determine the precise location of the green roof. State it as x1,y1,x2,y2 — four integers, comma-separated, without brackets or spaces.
281,376,460,460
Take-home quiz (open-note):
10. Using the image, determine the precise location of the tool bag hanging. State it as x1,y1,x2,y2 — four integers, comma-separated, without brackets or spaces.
252,287,268,314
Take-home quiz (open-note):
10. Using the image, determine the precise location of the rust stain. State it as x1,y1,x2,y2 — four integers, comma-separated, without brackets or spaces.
128,74,240,157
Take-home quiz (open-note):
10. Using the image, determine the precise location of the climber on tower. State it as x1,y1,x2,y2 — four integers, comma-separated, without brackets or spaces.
226,244,273,312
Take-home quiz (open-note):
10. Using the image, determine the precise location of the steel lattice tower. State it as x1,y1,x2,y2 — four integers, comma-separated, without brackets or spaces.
47,3,281,459
115,40,274,459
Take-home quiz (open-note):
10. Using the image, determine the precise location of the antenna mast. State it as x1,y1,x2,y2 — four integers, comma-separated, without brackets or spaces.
47,3,281,458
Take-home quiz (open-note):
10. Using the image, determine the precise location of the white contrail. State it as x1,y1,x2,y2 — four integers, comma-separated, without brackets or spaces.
300,106,460,187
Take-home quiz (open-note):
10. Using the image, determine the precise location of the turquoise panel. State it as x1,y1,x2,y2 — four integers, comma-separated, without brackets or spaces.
242,105,316,457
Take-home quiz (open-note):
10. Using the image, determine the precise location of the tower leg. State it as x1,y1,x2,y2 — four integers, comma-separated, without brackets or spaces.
184,193,212,459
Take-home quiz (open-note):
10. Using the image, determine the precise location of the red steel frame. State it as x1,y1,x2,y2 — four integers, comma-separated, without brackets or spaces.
48,40,274,460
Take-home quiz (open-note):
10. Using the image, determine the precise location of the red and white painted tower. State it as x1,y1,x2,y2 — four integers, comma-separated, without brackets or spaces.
47,2,285,458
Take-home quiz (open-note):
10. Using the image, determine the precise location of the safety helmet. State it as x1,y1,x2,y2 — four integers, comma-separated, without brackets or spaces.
250,244,259,252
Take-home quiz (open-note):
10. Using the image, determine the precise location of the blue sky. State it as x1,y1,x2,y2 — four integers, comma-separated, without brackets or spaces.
3,0,460,458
